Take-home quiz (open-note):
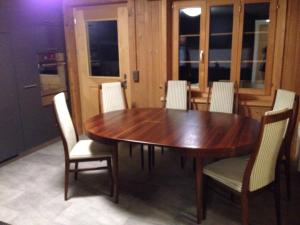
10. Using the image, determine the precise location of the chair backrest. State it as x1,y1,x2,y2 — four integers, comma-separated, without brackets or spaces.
165,80,190,110
273,89,296,111
272,89,299,154
100,82,126,113
244,108,293,192
209,82,235,114
53,93,77,155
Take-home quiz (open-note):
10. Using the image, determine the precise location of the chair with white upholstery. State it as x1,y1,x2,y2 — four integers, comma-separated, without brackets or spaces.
99,82,127,113
165,80,191,110
99,82,142,167
54,92,114,201
203,108,293,225
272,89,299,200
209,81,238,114
163,80,191,170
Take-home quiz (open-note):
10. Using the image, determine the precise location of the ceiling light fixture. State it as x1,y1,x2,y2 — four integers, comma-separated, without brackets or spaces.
182,8,202,17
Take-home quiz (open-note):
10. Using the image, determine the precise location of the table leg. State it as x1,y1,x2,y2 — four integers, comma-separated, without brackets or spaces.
148,145,152,172
195,157,203,224
112,143,119,203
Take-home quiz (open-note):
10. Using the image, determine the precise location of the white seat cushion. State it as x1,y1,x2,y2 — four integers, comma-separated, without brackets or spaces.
69,140,113,160
204,155,250,192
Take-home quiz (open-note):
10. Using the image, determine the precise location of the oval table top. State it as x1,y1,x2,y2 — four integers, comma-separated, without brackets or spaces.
85,108,260,157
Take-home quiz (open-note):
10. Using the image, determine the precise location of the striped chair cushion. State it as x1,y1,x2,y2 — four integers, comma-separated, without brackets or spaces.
249,108,289,191
209,82,234,114
166,80,188,110
101,82,126,113
54,93,77,153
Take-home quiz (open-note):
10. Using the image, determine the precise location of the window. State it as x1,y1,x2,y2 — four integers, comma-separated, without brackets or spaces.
87,20,119,77
172,0,276,97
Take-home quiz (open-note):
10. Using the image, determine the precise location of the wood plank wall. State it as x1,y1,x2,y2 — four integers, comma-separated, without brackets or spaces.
133,0,165,108
282,0,300,159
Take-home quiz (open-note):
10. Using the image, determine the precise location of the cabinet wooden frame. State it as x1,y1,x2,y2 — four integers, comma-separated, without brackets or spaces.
172,0,207,91
171,0,281,104
235,0,277,96
204,0,240,90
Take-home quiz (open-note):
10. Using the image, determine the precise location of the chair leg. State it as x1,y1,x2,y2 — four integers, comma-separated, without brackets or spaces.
129,143,133,158
161,146,164,155
152,146,155,167
283,157,291,201
274,179,282,225
64,163,70,201
148,145,152,172
241,191,249,225
203,176,208,220
140,144,144,170
180,156,186,169
107,158,114,197
112,145,119,203
74,161,78,180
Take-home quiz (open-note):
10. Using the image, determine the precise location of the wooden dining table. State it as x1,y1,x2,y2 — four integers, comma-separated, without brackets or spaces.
85,108,260,224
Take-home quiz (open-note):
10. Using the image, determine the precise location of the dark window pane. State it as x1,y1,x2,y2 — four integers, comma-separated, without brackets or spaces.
178,8,201,85
179,36,199,62
179,63,199,85
208,5,233,85
87,21,119,76
240,3,269,88
179,9,200,35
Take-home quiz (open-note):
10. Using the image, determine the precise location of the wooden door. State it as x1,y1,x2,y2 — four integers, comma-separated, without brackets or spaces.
74,4,133,125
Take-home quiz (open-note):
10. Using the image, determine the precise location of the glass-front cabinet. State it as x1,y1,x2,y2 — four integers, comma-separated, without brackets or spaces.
172,0,276,95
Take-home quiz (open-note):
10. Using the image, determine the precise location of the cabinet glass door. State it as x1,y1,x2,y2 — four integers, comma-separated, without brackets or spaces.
173,1,206,89
239,2,271,89
207,5,234,86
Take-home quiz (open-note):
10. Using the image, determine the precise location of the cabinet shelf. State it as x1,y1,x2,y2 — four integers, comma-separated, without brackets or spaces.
209,60,231,63
180,60,200,63
180,34,200,37
210,32,232,36
243,31,268,35
242,60,266,63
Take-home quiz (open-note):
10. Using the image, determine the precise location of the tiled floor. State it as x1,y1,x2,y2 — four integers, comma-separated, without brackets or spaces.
0,139,299,225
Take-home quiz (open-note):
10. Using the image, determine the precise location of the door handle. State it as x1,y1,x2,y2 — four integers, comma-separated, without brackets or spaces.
24,84,38,89
200,50,204,63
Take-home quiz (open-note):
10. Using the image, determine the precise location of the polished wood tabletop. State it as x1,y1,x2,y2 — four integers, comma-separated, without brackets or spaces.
86,108,260,157
85,108,260,224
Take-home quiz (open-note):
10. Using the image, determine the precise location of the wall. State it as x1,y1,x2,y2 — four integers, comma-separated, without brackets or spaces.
281,0,300,159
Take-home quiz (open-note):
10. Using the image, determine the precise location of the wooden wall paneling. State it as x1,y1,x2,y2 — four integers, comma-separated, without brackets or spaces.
127,0,138,107
149,0,163,107
161,0,172,87
282,0,300,160
134,0,148,107
63,5,82,133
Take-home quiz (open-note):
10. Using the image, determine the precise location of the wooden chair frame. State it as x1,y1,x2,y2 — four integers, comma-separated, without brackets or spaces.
271,90,299,200
204,109,293,225
207,81,239,114
53,99,116,201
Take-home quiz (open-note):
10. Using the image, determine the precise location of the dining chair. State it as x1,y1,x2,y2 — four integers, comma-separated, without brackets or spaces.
272,89,299,200
99,82,143,167
54,92,115,201
203,108,293,225
163,80,191,171
164,80,191,110
99,82,127,113
208,81,238,114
